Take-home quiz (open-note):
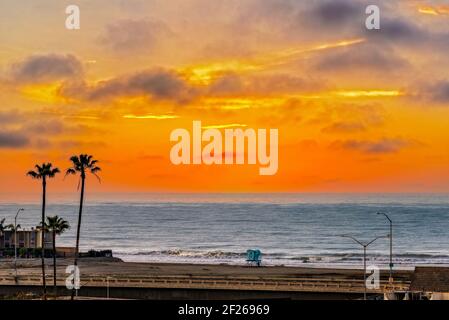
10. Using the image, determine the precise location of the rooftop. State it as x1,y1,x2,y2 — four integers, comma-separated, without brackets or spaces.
409,267,449,292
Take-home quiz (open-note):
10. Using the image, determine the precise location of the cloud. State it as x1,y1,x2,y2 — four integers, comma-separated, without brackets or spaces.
330,138,411,154
309,0,361,26
313,43,409,72
10,54,83,83
0,131,29,148
63,69,196,103
99,18,173,53
242,0,364,37
365,17,426,44
0,110,22,125
26,120,65,134
292,0,368,40
413,80,449,105
207,74,244,95
0,110,95,150
284,0,446,49
428,80,449,103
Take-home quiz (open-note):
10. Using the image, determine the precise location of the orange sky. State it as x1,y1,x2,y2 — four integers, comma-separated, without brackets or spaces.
1,0,449,196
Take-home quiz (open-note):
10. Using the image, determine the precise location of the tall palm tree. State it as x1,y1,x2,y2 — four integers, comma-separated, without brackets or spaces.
27,163,60,299
65,154,100,299
45,215,70,296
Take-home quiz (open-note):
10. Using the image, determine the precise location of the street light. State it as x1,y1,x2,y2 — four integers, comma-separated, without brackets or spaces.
339,234,389,300
14,208,24,279
377,212,393,283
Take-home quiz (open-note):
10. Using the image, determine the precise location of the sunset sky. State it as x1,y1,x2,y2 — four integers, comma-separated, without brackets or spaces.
1,0,449,196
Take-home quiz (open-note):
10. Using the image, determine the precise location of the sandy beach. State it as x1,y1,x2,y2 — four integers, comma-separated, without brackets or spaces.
0,257,413,278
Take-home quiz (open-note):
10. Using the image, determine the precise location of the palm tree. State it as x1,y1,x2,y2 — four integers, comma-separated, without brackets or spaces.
27,163,60,299
45,215,70,296
65,154,100,299
6,223,21,232
6,223,21,253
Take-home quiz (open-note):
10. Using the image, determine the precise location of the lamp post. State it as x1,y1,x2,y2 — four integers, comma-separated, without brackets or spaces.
106,276,113,299
377,212,393,283
339,234,389,300
14,208,24,279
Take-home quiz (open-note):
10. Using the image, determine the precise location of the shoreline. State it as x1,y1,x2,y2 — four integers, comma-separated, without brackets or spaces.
114,256,438,270
2,256,445,271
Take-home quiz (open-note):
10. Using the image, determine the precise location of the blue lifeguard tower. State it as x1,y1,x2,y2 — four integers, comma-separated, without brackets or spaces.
246,249,262,267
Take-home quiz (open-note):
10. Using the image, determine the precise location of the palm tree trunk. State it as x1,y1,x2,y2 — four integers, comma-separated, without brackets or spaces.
53,230,57,296
71,174,85,300
41,178,47,300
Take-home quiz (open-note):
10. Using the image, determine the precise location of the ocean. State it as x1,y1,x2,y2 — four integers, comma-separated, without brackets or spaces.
1,193,449,268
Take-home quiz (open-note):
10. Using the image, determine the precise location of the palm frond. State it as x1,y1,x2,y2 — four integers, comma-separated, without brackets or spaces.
26,170,39,179
64,168,77,179
49,167,60,176
45,215,70,234
90,166,101,173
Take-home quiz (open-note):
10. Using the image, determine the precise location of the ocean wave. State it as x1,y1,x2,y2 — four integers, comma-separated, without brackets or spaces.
114,249,247,259
112,249,449,266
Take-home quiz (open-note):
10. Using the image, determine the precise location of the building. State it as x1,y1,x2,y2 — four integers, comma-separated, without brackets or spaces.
409,267,449,300
0,227,53,251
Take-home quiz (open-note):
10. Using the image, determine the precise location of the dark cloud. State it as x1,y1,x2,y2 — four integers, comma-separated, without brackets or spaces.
295,0,367,37
99,18,173,53
289,0,437,48
0,131,29,148
331,138,411,154
312,0,361,26
11,54,83,83
62,69,196,103
365,18,426,44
